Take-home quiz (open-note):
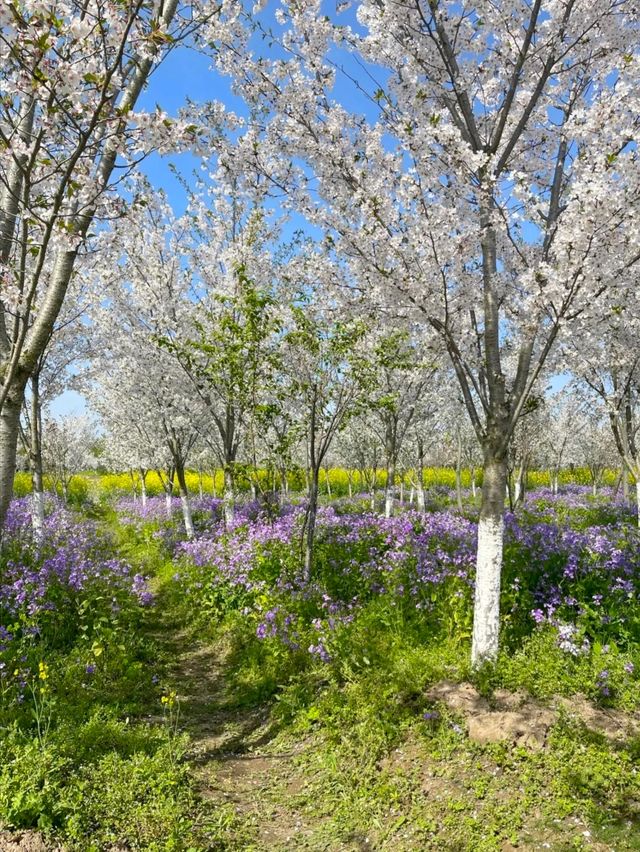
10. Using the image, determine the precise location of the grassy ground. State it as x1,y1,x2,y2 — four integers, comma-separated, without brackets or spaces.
3,506,640,850
147,552,640,851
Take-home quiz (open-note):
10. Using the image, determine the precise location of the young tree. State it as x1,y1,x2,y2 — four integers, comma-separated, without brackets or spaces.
281,294,371,580
368,329,438,517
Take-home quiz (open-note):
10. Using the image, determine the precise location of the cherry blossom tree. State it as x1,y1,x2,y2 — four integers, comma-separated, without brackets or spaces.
367,328,438,517
538,388,587,495
280,288,371,580
211,0,640,665
0,0,211,528
87,192,208,537
42,413,98,502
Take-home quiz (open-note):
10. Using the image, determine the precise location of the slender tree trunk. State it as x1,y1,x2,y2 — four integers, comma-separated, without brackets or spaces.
160,468,174,517
399,475,404,504
471,467,477,500
29,374,45,540
223,463,235,525
455,430,464,512
471,454,507,668
347,469,353,498
514,462,525,507
384,457,396,518
416,439,426,512
140,469,148,508
623,470,630,503
304,467,319,582
198,466,204,499
636,479,640,529
175,461,194,539
324,466,332,498
279,466,287,505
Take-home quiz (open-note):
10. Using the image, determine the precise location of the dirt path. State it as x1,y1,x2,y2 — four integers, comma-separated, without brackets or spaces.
149,608,345,852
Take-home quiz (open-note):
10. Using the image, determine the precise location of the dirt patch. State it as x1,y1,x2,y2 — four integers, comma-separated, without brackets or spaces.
555,693,640,742
425,680,489,715
425,681,640,750
0,832,57,852
467,707,557,748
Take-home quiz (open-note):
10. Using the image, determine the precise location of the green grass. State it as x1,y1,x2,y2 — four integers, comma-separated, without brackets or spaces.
3,504,640,850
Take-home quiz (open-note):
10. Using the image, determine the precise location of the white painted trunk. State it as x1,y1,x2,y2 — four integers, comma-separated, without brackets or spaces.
224,485,235,525
31,489,45,541
514,478,522,504
180,493,195,539
471,515,504,668
409,487,415,505
165,491,173,516
416,486,425,512
141,480,147,508
384,491,393,518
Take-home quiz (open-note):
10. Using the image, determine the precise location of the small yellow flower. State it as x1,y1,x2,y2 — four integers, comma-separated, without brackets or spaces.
161,690,177,708
38,661,49,681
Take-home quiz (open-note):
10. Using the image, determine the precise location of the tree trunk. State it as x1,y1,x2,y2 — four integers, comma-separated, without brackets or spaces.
303,468,319,582
416,440,426,512
514,463,525,507
623,470,630,503
324,466,332,498
384,457,395,518
140,469,148,507
471,455,507,668
347,469,353,499
29,373,45,541
471,467,477,499
455,429,463,512
636,479,640,529
175,461,194,539
223,463,235,525
0,393,24,531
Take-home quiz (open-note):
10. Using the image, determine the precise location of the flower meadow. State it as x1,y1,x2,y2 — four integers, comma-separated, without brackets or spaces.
165,487,640,706
1,485,640,849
